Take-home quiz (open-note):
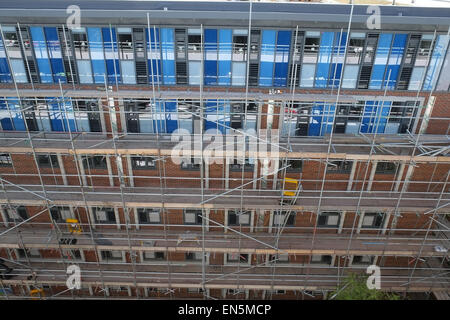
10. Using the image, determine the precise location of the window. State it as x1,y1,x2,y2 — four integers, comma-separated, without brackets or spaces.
143,251,165,261
318,211,340,227
37,155,59,168
346,38,365,64
228,210,251,226
184,209,203,225
137,208,160,224
310,255,332,265
118,33,134,60
181,158,200,171
273,211,295,226
229,158,254,172
73,32,90,60
227,253,249,263
101,250,122,261
50,206,71,223
281,159,302,172
376,162,397,174
326,160,352,173
0,154,12,167
268,253,289,263
185,252,203,261
3,206,27,222
353,255,374,265
187,288,204,294
362,212,385,228
131,156,156,170
17,248,40,259
93,207,116,224
232,34,248,61
303,36,320,62
83,156,107,170
70,250,82,261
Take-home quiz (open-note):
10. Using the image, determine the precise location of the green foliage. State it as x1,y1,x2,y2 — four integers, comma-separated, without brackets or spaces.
329,273,402,300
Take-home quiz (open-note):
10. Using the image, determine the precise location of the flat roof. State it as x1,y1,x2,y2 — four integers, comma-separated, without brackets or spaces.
0,1,449,32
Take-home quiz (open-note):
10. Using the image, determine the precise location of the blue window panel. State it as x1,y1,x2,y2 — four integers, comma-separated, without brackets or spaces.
161,28,176,85
5,98,26,131
77,60,93,84
9,59,28,83
308,104,323,136
152,100,166,134
44,27,66,83
300,64,315,87
328,32,347,87
0,99,13,130
273,30,291,87
369,34,393,90
259,30,276,86
189,61,201,85
120,61,136,84
231,62,246,86
30,27,53,83
165,100,178,133
320,104,336,135
329,63,343,87
436,42,450,91
205,100,219,132
384,34,407,89
146,28,161,84
315,32,334,88
102,28,121,84
87,28,106,83
341,65,359,89
0,33,12,83
204,29,218,85
360,101,391,134
423,35,450,91
218,29,232,85
47,97,76,132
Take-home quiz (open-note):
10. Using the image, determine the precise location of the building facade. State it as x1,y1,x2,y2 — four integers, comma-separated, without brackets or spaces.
0,1,449,299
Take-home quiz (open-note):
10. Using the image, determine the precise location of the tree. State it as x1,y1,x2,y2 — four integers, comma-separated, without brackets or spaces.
329,273,401,300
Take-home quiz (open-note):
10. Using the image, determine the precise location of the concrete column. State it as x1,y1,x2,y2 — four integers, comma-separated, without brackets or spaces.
250,210,255,233
338,211,346,234
394,162,406,191
225,157,230,189
356,211,364,234
78,155,87,186
127,155,134,187
98,98,107,134
106,155,114,187
347,161,357,191
205,161,209,189
366,161,378,191
88,207,96,230
114,207,120,230
57,154,68,186
134,208,139,230
224,209,228,234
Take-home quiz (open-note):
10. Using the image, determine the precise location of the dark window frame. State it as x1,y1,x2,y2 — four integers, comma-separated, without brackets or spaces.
37,154,59,168
375,162,397,174
131,156,156,170
326,160,352,174
0,153,12,167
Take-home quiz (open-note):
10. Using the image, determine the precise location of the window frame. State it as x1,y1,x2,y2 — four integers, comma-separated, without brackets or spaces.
0,153,12,167
326,160,352,174
37,154,59,168
317,211,341,228
184,209,203,225
273,210,296,227
361,212,385,229
131,156,156,170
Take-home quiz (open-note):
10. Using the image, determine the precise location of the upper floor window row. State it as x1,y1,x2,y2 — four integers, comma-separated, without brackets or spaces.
0,26,448,92
282,100,419,137
0,97,103,133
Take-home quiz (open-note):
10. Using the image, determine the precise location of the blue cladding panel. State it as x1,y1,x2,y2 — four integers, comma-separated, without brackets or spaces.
0,99,13,130
102,28,121,84
153,101,166,133
384,34,407,89
87,28,106,83
9,60,27,83
273,30,291,87
165,100,178,133
308,104,323,136
423,35,450,91
205,100,219,131
146,28,161,84
0,33,12,83
259,30,276,86
5,98,26,131
369,34,393,89
161,28,176,85
329,32,347,87
30,26,53,83
44,27,66,83
320,104,336,135
218,29,232,85
47,97,76,132
360,101,391,134
315,32,334,88
204,29,218,85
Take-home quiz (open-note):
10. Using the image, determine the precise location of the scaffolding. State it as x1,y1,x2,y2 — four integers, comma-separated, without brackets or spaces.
0,3,449,300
